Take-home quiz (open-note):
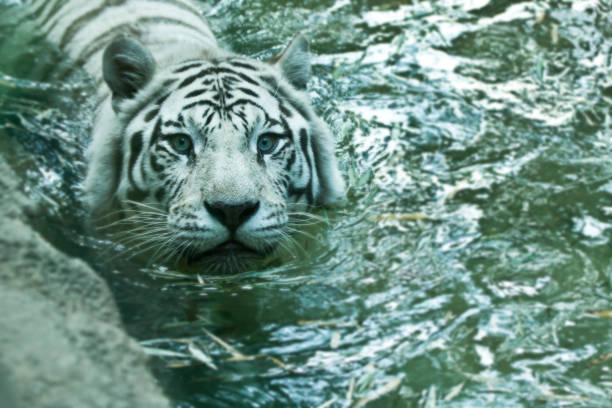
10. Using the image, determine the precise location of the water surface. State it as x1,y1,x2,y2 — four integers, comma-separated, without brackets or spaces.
0,0,611,406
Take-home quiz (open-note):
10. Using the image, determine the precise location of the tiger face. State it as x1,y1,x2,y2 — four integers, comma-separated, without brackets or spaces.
85,36,345,273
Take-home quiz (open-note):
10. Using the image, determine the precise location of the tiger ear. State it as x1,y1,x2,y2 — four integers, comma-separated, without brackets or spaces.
272,34,310,90
103,36,155,106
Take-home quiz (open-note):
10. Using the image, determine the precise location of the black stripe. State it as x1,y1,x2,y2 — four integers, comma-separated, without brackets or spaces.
261,75,310,119
253,225,283,233
109,130,124,204
58,4,107,49
225,98,264,112
280,89,310,119
263,211,283,221
153,0,204,18
178,72,203,89
285,149,296,173
287,185,306,200
232,110,248,129
227,61,259,71
299,129,314,204
144,108,159,123
279,103,293,118
265,115,283,128
221,76,239,85
150,119,163,147
156,145,181,161
174,62,203,73
75,17,207,69
150,152,164,173
163,120,182,128
128,131,144,191
177,66,254,89
122,87,170,136
185,89,207,98
271,141,292,159
155,187,166,202
26,32,47,46
29,0,50,19
181,99,219,111
127,188,148,202
41,11,67,39
203,111,215,127
234,71,261,87
163,78,177,88
168,179,186,202
309,127,325,204
280,174,290,191
36,0,62,23
260,75,278,90
178,67,224,89
237,87,259,98
156,93,171,106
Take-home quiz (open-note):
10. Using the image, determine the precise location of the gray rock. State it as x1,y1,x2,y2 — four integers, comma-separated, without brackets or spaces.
0,158,170,408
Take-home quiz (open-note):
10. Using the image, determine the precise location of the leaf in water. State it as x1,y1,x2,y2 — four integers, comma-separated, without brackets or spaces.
330,330,341,350
346,376,355,404
297,319,358,328
587,310,612,318
187,342,217,370
200,327,292,371
141,347,190,359
443,382,465,402
551,24,559,44
266,356,293,372
201,327,247,360
316,397,338,408
588,352,612,367
368,213,429,222
423,385,437,408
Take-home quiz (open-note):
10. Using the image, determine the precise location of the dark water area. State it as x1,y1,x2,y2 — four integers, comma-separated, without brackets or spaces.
1,0,611,407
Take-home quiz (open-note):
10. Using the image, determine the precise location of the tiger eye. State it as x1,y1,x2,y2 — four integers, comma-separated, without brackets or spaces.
257,133,279,154
171,135,192,154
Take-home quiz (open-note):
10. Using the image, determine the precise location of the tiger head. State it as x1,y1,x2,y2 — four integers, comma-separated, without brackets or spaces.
84,35,345,273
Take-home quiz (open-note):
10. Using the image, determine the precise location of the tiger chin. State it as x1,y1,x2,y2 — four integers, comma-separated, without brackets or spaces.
50,1,347,273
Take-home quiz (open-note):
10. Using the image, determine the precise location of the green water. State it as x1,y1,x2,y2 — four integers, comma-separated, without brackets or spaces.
1,0,611,407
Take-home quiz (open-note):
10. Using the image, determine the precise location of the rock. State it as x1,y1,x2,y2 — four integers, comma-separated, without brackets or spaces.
0,158,170,408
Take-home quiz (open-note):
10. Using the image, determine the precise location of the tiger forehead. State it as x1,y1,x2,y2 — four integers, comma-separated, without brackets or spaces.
170,59,275,94
149,61,283,119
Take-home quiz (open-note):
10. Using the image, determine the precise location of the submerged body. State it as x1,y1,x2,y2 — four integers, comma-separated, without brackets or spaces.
27,0,345,273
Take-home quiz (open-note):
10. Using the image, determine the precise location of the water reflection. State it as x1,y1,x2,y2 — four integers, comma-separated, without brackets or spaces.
0,0,611,406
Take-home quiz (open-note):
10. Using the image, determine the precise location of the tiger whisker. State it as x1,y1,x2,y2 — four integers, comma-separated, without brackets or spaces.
276,228,306,259
284,225,318,242
123,200,166,212
148,234,179,266
108,227,172,251
287,210,329,224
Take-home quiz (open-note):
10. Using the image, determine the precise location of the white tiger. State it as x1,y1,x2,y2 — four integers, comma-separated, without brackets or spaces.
25,0,345,273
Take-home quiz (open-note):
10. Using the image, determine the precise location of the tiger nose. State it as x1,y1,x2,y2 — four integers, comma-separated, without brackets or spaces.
205,200,260,231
